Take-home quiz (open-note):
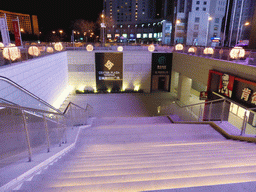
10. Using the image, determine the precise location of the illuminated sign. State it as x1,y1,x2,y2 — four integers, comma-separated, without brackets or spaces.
95,52,123,91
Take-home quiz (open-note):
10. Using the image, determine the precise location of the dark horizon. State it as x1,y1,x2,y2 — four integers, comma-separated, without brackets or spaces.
1,0,103,33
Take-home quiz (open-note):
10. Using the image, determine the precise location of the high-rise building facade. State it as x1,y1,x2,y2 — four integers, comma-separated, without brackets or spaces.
227,0,256,46
104,0,156,24
103,0,173,44
186,0,227,46
0,10,39,35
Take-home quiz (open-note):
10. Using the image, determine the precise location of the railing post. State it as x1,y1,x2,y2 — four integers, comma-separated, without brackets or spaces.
21,110,32,162
241,110,248,135
208,102,213,121
56,116,61,147
220,100,226,123
198,105,202,122
43,115,50,152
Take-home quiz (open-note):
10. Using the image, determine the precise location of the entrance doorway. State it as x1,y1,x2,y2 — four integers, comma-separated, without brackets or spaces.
158,77,166,90
151,75,170,92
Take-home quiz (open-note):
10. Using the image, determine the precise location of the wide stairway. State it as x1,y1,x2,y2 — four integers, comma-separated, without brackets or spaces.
15,116,256,192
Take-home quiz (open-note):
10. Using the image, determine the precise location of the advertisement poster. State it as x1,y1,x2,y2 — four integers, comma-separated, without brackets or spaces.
12,20,22,46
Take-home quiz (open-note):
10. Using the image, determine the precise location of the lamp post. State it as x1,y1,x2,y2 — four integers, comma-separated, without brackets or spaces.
205,14,212,46
101,11,106,46
239,22,250,42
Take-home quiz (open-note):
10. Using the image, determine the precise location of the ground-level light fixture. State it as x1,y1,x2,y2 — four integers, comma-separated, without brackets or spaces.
46,47,54,53
3,47,21,61
28,46,40,56
230,47,245,59
54,42,63,51
86,44,94,52
148,44,155,52
175,44,184,51
203,47,214,55
117,46,123,52
188,47,197,54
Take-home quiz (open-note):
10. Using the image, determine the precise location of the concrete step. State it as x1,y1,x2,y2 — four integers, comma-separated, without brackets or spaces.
31,165,256,184
17,172,256,192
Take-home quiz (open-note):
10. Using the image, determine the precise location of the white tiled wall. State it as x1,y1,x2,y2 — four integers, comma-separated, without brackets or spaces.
0,52,68,106
67,51,152,93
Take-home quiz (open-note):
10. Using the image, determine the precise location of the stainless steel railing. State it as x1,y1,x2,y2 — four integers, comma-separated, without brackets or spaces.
0,76,93,164
158,94,256,136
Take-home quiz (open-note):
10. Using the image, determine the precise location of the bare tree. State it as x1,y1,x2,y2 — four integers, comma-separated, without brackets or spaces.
73,19,96,42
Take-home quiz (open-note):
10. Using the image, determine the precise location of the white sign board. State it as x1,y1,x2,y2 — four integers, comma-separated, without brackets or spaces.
0,17,11,46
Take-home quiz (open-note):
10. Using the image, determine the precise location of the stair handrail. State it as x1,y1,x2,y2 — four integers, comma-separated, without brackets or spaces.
0,75,93,117
0,76,62,114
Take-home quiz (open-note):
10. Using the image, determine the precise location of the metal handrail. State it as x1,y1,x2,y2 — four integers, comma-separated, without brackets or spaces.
0,76,93,163
176,98,225,108
0,76,62,114
0,75,93,116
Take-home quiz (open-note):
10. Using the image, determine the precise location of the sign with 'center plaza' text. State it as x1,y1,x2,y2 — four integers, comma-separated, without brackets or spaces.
95,52,123,91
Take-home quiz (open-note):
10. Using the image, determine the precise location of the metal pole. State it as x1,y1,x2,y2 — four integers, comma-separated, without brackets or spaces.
222,0,231,47
56,116,61,147
205,14,210,47
21,110,32,162
229,0,238,47
198,105,202,122
236,0,245,45
220,100,226,123
240,110,248,135
208,102,213,121
43,115,50,152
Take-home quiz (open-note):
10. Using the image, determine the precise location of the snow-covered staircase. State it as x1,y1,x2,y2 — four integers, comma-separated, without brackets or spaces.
14,117,256,191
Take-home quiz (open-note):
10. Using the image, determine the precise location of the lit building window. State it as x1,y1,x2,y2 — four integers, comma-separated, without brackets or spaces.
137,33,141,38
123,34,127,38
107,34,112,38
154,33,158,38
149,33,153,38
143,33,148,38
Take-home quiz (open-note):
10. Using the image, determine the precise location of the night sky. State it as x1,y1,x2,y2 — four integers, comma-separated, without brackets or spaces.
1,0,103,33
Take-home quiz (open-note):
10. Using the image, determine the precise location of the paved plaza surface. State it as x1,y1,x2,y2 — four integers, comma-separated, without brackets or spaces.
67,92,177,118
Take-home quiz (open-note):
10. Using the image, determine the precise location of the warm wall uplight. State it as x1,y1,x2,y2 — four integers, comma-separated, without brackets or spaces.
59,30,63,34
0,42,4,48
230,47,245,59
86,44,94,51
117,46,123,52
148,44,155,52
203,47,214,55
175,44,184,51
52,31,56,34
176,20,181,24
245,22,250,26
101,14,105,18
134,85,140,91
28,46,40,56
20,28,24,32
53,85,74,109
208,17,213,21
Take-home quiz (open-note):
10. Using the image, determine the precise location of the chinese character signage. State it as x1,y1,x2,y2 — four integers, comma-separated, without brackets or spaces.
95,52,123,91
208,70,256,108
151,53,172,75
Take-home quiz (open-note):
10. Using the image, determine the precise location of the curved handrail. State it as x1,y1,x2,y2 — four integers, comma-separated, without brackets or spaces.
0,76,62,114
0,75,93,117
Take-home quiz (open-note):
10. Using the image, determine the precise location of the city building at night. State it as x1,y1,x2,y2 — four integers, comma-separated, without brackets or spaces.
0,10,39,35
